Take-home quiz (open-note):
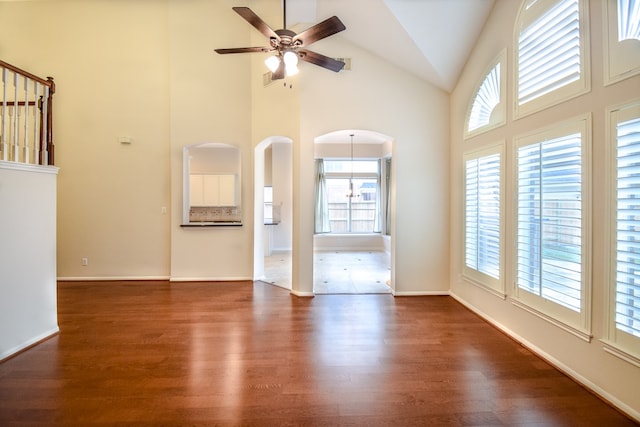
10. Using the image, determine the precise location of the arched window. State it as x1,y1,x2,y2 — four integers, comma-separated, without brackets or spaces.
465,51,506,138
514,0,590,118
604,0,640,85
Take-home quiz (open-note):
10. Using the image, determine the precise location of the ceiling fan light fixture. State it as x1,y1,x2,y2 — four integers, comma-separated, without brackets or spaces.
283,50,298,66
285,63,299,76
265,55,280,72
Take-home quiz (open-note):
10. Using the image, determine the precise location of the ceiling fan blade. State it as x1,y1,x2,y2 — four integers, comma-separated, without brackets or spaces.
232,7,279,41
292,16,346,46
298,49,345,72
215,47,273,54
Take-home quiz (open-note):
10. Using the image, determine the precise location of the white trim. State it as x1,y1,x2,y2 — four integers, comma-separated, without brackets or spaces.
450,292,640,423
510,297,592,342
601,339,640,368
0,160,58,175
462,275,507,300
170,276,252,282
0,327,59,361
58,276,170,281
393,290,450,296
290,290,315,297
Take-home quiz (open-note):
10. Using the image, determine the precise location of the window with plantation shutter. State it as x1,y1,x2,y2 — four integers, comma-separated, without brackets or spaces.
606,102,640,363
465,51,505,138
617,0,640,41
615,116,640,339
515,0,589,117
464,145,503,294
514,117,590,336
604,0,640,84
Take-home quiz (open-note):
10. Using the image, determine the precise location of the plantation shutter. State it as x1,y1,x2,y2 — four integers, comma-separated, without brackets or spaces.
518,0,581,105
465,153,501,279
517,133,582,312
615,117,640,337
468,63,501,132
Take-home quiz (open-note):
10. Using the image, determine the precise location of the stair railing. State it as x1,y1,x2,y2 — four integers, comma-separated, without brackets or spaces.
0,60,55,166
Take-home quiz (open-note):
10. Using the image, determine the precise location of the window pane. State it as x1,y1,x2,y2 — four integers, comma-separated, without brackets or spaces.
326,178,349,233
517,132,582,312
325,177,378,233
616,116,640,337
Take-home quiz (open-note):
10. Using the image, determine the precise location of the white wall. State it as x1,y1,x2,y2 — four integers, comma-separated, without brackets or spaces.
449,0,640,419
0,162,59,360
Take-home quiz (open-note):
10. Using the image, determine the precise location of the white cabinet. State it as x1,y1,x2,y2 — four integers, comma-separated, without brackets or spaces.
190,174,236,206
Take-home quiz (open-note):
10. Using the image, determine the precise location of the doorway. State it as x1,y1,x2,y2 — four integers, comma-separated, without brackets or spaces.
253,137,293,289
313,130,393,294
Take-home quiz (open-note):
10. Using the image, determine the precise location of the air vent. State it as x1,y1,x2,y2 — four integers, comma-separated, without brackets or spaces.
335,57,352,71
263,72,276,87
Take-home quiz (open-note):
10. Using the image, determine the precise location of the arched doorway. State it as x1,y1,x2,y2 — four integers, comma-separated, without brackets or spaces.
254,136,293,289
313,130,394,294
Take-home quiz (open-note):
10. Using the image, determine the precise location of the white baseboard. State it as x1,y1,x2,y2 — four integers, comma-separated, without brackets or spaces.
0,327,59,362
290,289,314,297
169,276,253,282
449,292,640,423
393,290,450,296
58,276,169,281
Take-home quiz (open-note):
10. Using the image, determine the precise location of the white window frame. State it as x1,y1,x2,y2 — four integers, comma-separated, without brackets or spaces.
602,99,640,367
603,0,640,85
511,115,592,340
464,50,507,139
514,0,591,119
463,142,505,297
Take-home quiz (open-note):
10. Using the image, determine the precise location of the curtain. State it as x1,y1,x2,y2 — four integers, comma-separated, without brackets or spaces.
314,159,331,233
385,158,391,235
374,159,382,233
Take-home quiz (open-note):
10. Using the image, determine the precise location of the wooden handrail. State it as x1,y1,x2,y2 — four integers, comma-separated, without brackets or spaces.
0,60,55,165
0,60,54,89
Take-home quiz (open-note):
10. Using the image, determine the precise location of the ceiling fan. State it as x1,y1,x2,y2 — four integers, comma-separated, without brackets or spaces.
214,1,346,80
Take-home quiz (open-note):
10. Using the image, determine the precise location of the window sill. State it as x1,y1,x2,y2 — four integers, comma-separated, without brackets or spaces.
600,339,640,368
510,297,592,342
181,222,242,227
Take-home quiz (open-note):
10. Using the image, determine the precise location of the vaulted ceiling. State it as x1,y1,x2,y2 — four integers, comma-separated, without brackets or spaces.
286,0,496,92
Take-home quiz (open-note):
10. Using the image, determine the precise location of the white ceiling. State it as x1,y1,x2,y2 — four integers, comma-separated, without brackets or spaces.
287,0,495,92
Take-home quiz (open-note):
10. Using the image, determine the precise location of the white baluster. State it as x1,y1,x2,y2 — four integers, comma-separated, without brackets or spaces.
33,82,40,165
42,86,49,165
1,68,7,161
23,76,30,164
12,71,19,162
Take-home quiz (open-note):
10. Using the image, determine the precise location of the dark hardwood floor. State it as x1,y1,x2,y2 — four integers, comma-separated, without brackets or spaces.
0,280,636,426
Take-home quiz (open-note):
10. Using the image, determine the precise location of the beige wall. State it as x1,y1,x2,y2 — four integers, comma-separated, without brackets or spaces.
1,0,171,279
0,0,449,291
449,0,640,418
299,38,450,295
